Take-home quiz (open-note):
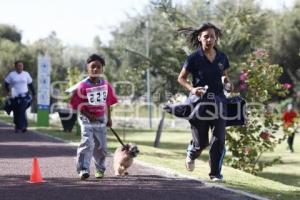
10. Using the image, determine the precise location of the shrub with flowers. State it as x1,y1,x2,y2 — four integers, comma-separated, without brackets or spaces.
226,49,288,174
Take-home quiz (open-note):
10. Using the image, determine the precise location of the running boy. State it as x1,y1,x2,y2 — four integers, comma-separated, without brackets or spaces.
70,54,118,180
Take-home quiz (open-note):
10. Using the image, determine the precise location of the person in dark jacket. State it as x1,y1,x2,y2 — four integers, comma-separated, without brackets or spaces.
177,23,233,181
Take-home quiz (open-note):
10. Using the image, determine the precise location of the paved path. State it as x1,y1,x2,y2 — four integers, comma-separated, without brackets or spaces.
0,121,266,200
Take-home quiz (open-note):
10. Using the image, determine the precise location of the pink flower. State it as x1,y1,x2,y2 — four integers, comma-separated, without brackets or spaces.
239,83,247,91
259,131,270,141
240,73,248,81
239,71,248,91
244,147,251,155
283,83,292,90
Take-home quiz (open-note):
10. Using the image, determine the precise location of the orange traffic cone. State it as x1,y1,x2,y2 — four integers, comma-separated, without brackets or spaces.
28,157,44,183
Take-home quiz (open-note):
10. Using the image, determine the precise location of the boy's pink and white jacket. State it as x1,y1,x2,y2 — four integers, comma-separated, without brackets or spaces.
70,79,118,118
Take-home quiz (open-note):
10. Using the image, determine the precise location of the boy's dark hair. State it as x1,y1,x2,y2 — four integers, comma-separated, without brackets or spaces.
14,60,23,66
178,22,222,49
87,54,105,66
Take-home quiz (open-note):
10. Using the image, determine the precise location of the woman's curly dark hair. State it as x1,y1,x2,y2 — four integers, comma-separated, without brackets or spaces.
178,22,222,49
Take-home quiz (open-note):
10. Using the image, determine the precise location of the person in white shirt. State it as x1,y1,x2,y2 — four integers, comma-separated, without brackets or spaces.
4,60,35,133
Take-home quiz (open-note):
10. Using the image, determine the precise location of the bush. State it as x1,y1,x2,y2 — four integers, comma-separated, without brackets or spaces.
226,49,288,174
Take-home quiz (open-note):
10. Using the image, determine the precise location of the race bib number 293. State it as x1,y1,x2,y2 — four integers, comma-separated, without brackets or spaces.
86,85,108,105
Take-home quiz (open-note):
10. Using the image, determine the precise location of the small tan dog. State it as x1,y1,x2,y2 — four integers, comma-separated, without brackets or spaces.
113,143,139,176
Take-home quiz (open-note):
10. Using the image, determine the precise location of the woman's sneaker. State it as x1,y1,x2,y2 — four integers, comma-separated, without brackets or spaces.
79,170,90,180
210,174,224,182
95,170,104,179
185,156,195,171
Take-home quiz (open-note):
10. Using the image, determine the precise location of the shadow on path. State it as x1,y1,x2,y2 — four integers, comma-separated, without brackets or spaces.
0,122,76,158
0,175,256,200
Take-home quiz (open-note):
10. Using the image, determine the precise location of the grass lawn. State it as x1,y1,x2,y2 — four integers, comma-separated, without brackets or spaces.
1,112,299,200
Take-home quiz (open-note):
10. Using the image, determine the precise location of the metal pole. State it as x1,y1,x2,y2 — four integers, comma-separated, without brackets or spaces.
145,20,152,129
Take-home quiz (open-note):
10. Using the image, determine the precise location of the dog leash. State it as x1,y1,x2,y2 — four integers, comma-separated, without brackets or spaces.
109,127,126,147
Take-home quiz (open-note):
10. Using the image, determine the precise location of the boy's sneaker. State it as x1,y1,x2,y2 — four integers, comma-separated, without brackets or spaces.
210,175,224,182
79,170,90,180
185,156,195,171
95,170,104,179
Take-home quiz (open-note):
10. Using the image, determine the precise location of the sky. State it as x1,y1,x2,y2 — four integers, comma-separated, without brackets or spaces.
0,0,295,47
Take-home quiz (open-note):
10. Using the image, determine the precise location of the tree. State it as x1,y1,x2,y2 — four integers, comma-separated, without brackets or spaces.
0,25,35,108
215,0,270,81
268,1,300,104
0,24,22,43
100,0,213,101
28,31,66,82
102,0,273,101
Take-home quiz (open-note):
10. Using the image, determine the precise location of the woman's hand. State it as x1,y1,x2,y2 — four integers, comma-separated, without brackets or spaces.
191,86,207,97
224,82,234,92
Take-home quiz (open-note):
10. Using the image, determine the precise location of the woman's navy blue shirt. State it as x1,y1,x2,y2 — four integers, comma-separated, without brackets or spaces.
183,47,230,95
